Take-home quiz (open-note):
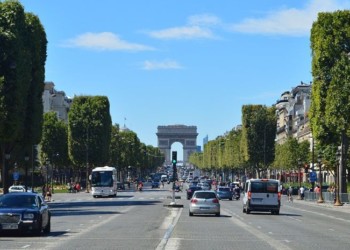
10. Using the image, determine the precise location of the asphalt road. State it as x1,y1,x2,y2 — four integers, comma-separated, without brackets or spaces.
1,183,350,250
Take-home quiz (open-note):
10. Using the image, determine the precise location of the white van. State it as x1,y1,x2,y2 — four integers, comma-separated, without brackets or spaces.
242,179,281,215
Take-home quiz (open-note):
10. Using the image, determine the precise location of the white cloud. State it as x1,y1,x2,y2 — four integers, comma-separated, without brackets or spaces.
142,60,183,70
188,14,222,27
147,14,221,40
148,26,215,40
62,32,154,51
230,0,350,36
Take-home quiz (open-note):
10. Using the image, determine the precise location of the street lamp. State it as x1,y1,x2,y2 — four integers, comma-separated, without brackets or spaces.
334,148,343,206
317,153,324,203
298,158,302,200
24,154,29,192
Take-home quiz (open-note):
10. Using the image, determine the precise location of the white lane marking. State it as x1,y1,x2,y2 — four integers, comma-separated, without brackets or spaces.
21,245,30,249
156,208,183,250
223,208,292,250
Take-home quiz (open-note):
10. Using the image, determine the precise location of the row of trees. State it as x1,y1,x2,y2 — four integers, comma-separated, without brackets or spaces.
0,0,47,192
40,95,165,186
190,10,350,193
0,1,164,192
189,105,310,179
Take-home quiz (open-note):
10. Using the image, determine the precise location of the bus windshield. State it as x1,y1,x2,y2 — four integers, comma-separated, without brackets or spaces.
91,171,113,187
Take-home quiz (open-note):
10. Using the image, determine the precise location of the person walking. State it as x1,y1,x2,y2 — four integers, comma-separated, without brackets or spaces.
300,186,305,200
288,186,293,202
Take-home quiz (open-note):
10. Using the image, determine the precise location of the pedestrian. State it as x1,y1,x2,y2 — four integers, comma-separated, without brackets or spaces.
42,184,46,200
46,185,52,202
288,186,293,202
300,186,305,200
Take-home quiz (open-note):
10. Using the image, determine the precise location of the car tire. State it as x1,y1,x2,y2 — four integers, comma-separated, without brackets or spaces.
243,207,246,213
275,210,280,215
229,198,232,201
215,212,220,217
34,219,42,236
246,209,251,214
189,211,193,216
43,218,51,234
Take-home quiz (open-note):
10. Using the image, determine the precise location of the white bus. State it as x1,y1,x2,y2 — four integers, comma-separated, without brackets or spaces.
91,166,117,198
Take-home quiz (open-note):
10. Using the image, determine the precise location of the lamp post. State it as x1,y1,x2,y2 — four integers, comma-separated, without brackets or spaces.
24,154,29,192
317,153,324,203
334,148,343,206
46,158,50,191
297,158,302,200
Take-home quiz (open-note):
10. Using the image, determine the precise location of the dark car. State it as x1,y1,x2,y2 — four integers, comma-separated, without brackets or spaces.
152,181,160,188
186,186,202,200
0,192,51,235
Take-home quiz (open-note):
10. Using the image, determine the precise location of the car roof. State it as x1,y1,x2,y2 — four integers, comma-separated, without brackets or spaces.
4,192,37,197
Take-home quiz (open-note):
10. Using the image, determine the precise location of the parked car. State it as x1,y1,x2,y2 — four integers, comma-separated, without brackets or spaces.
216,187,233,200
189,190,220,216
8,185,26,193
186,186,202,199
0,192,51,235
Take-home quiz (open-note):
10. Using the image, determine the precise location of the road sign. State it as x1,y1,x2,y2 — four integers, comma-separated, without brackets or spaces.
13,172,19,181
309,171,317,182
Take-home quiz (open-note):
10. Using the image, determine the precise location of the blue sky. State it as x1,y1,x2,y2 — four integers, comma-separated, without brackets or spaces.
19,0,350,160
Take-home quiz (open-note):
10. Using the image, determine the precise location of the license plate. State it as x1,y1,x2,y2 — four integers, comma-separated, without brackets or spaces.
200,207,209,210
1,223,18,230
252,198,263,202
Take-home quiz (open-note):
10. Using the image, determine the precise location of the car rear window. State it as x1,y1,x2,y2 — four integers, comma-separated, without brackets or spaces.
194,192,216,199
218,188,230,192
251,182,278,193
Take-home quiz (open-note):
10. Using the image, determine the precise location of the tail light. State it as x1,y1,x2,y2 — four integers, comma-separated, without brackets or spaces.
191,198,198,203
248,191,252,200
278,192,281,201
212,198,219,203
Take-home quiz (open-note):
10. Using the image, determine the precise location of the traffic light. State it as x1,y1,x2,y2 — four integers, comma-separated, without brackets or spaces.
172,151,177,165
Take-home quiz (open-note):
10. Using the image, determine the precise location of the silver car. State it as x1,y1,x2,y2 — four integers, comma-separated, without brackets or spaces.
189,190,220,216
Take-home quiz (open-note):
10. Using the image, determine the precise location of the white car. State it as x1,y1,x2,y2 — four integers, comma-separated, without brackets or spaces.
8,185,26,193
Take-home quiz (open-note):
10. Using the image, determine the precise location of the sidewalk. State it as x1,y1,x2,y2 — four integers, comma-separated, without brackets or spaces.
290,196,350,213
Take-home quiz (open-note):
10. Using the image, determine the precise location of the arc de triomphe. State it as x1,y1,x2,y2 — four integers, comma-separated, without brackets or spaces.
157,125,198,165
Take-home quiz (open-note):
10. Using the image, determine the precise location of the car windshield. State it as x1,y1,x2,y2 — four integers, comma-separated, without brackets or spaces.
194,192,216,199
0,195,37,208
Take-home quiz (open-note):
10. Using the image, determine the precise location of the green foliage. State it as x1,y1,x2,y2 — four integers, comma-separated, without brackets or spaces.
241,105,277,176
273,138,310,170
40,112,68,167
68,96,112,167
0,0,46,184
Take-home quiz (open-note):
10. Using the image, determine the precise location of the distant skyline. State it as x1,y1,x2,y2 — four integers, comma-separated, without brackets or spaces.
20,0,350,160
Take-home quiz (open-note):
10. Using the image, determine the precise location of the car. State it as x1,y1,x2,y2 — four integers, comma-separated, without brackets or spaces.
8,185,26,192
216,187,233,200
242,179,281,215
0,192,51,235
117,182,125,190
197,182,210,190
189,190,220,217
151,181,160,188
186,186,202,199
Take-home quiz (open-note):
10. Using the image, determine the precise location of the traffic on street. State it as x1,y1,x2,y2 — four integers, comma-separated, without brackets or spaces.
1,181,350,250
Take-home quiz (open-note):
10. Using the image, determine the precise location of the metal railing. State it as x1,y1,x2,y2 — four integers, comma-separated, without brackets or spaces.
303,191,350,203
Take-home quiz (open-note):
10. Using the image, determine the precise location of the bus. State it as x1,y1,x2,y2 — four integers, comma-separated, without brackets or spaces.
90,166,117,198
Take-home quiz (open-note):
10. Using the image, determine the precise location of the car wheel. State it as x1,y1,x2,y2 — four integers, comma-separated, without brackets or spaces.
215,212,220,217
34,219,42,236
246,209,251,214
189,211,193,216
275,210,280,215
229,198,232,201
243,207,246,213
43,217,51,234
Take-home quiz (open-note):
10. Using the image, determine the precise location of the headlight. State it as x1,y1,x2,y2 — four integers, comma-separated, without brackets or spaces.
23,213,34,219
